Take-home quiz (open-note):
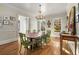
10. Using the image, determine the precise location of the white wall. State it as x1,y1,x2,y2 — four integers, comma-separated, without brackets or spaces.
51,16,67,37
0,4,30,45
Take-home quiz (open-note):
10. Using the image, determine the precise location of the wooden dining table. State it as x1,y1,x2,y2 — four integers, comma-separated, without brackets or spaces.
27,32,42,50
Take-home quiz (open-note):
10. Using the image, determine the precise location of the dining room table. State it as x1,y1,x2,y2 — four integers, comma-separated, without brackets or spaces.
27,32,42,50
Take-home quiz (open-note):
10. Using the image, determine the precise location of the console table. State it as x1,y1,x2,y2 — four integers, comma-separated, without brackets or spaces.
60,34,79,55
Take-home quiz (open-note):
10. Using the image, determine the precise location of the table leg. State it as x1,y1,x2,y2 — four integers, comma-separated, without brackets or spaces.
75,39,77,55
30,38,33,50
60,37,62,55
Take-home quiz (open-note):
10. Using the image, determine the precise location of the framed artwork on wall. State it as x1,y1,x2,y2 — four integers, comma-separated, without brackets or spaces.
3,20,9,25
0,17,3,27
54,18,61,32
0,16,16,26
10,16,16,21
3,16,10,20
9,16,16,25
47,20,51,28
3,16,9,25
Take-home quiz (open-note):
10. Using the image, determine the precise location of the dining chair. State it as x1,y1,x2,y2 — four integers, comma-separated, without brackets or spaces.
41,31,50,45
46,32,51,43
18,33,32,55
35,36,43,48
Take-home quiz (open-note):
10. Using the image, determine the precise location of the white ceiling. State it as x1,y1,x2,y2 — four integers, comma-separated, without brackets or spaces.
5,3,68,16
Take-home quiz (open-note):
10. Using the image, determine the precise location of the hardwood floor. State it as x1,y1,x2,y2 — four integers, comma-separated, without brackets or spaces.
0,41,18,55
0,37,73,55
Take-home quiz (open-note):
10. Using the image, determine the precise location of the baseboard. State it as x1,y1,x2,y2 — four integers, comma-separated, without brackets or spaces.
50,35,60,37
0,38,18,45
51,32,60,37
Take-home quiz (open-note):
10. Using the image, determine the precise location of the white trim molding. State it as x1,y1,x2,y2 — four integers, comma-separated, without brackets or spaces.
0,38,17,45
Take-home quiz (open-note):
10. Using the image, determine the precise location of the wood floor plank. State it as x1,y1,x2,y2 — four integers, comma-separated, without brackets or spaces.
0,37,73,55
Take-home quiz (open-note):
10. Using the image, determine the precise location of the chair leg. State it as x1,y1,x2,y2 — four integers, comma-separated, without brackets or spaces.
32,44,34,51
40,44,42,48
24,48,27,55
19,45,22,55
41,41,44,49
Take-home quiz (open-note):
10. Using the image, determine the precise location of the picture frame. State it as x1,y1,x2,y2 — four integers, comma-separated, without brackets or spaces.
0,20,2,27
47,20,51,28
10,16,16,21
3,20,9,25
3,16,9,20
54,18,61,32
0,17,3,27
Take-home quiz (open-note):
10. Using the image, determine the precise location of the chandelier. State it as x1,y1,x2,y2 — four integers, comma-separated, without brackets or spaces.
35,4,45,20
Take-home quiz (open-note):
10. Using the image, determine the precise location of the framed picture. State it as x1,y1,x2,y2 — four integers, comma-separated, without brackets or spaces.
10,16,16,21
0,20,3,27
47,20,51,28
3,16,10,20
54,18,61,32
0,17,3,27
3,20,9,25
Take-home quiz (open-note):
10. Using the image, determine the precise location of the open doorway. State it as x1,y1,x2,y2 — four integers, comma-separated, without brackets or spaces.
18,15,27,34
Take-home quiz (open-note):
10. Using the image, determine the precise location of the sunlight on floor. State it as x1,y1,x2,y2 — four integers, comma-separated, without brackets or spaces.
63,48,71,54
53,41,60,48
